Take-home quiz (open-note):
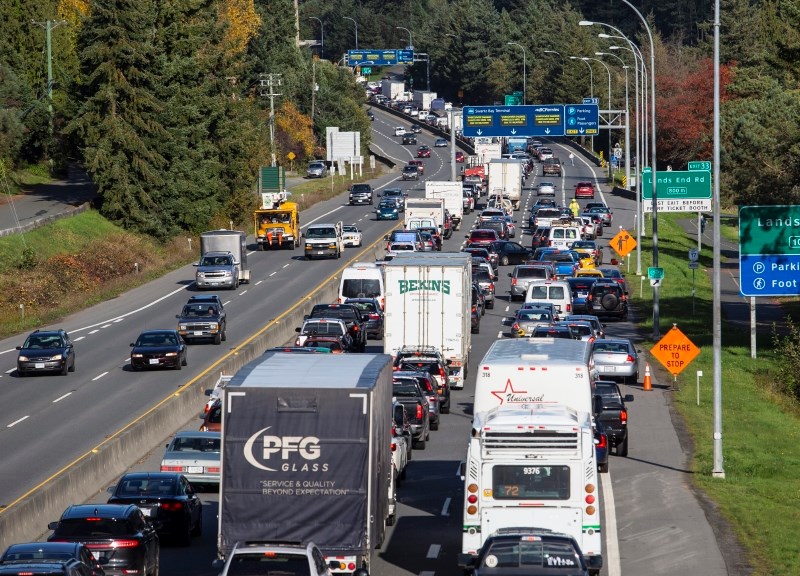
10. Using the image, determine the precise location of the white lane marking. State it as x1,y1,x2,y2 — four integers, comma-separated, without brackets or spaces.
282,263,290,269
7,415,29,428
505,305,510,312
497,331,503,339
92,372,109,381
113,318,124,323
53,392,72,403
441,497,451,517
89,330,99,335
238,290,247,295
73,336,85,342
101,324,111,329
224,300,232,306
256,280,263,285
426,545,441,559
269,272,277,277
5,368,15,374
600,471,622,576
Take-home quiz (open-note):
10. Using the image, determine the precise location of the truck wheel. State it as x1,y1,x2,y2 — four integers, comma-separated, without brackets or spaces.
415,437,426,450
500,255,509,266
386,512,396,526
599,461,609,473
618,436,629,457
214,332,222,345
431,419,439,431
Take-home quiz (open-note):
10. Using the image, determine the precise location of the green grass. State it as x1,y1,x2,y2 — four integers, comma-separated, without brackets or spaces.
635,213,800,576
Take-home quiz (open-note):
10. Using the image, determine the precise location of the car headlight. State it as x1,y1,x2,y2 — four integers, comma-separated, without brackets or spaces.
197,272,205,278
209,323,218,329
18,355,29,361
165,352,178,357
131,353,144,358
180,324,187,330
50,353,65,361
223,270,232,277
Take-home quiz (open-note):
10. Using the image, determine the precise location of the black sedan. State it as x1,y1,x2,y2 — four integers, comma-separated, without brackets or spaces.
129,330,187,371
107,472,202,546
16,329,76,376
344,298,384,339
488,240,534,266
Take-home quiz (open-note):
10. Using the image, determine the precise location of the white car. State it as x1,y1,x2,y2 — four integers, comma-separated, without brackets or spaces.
342,224,363,247
294,318,349,346
537,181,556,196
394,126,406,136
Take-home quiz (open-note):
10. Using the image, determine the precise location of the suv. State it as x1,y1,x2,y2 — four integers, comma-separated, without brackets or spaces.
212,541,334,576
394,370,441,430
16,329,76,376
588,280,629,320
402,133,417,145
305,303,367,351
594,380,634,457
459,528,589,575
392,376,431,449
0,543,104,576
47,504,159,576
379,188,406,210
348,183,374,205
402,165,420,180
508,264,554,301
575,181,595,199
194,251,239,290
294,318,353,349
473,269,496,309
176,299,226,344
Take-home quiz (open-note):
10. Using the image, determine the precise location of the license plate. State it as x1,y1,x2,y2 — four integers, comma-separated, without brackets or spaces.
142,508,153,516
317,251,326,254
578,291,588,297
193,331,204,336
604,366,617,372
188,466,204,474
149,359,159,365
35,363,45,369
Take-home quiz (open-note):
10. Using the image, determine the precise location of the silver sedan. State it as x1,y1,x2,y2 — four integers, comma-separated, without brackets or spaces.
592,338,640,384
160,430,221,487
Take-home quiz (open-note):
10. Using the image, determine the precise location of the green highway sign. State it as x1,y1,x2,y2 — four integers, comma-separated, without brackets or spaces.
740,205,800,297
648,267,665,280
642,169,711,199
688,160,711,171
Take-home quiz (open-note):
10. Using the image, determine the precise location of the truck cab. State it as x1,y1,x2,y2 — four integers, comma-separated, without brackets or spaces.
255,200,300,250
303,222,344,260
194,251,240,290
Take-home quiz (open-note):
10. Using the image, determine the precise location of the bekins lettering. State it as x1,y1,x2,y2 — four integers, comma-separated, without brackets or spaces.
398,279,451,294
757,217,800,228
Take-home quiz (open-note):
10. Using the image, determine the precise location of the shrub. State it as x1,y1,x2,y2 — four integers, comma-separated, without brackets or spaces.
771,316,800,399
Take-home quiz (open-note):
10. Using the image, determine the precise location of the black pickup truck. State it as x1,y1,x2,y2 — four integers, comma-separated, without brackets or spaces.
391,376,430,450
176,297,227,344
305,303,367,351
594,380,634,456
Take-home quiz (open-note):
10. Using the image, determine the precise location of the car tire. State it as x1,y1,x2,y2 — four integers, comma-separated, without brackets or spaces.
60,362,69,376
601,293,619,311
500,255,510,266
618,436,629,457
69,357,76,372
599,461,609,473
149,554,160,576
214,332,222,345
431,419,439,431
222,329,227,342
414,437,426,450
192,510,203,536
441,402,450,414
486,300,494,310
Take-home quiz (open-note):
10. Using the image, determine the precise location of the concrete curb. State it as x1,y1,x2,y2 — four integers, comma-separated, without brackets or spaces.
0,239,390,550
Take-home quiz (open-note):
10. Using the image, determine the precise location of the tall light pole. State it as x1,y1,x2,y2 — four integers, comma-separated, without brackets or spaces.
584,57,612,180
309,17,324,59
618,0,659,339
597,51,630,190
396,26,413,49
506,42,526,105
569,56,593,98
342,16,358,50
543,50,564,76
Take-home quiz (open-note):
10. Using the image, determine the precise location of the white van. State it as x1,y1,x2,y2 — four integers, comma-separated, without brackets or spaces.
339,262,385,308
547,223,581,250
524,279,573,318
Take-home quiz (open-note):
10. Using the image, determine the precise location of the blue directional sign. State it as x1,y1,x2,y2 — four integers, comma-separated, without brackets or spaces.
346,49,414,66
739,205,800,297
462,104,598,138
565,104,599,136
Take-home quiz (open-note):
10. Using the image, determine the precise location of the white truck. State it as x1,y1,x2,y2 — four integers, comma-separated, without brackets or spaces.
405,198,445,236
381,80,405,101
487,159,524,211
474,141,503,164
195,230,251,289
461,337,603,574
383,252,472,389
425,181,464,230
303,221,344,260
216,352,394,574
412,90,437,111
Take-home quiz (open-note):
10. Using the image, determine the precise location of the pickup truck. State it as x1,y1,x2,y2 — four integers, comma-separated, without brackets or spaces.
176,300,227,344
542,157,562,176
305,303,367,351
594,380,634,457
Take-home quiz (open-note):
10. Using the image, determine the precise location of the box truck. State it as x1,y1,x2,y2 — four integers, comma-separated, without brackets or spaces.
405,198,445,236
487,159,524,211
381,80,405,101
216,352,394,574
413,90,437,111
383,253,472,389
425,181,464,230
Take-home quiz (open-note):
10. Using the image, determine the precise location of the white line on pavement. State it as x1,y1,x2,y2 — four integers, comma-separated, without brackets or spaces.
92,372,108,381
600,471,622,576
8,415,29,427
53,392,72,403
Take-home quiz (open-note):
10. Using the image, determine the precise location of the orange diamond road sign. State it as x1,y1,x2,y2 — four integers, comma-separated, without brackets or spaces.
610,228,636,258
650,326,701,377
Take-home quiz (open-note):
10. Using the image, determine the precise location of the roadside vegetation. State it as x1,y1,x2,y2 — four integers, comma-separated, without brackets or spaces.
635,213,800,576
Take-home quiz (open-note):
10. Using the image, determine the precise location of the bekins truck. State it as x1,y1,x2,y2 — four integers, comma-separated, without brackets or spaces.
382,252,472,389
217,352,393,574
487,159,524,211
425,181,464,230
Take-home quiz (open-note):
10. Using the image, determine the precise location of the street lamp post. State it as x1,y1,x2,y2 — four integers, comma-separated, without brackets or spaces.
597,52,630,190
584,57,612,180
309,17,324,59
342,16,358,50
507,42,526,105
396,26,413,49
569,56,593,98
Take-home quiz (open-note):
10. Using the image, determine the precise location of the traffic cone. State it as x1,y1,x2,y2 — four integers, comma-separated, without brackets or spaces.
643,363,652,391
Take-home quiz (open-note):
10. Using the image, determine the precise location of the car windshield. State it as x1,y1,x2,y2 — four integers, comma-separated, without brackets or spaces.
200,255,232,266
516,268,547,279
518,311,551,322
594,341,630,354
305,227,336,239
392,382,421,397
351,185,371,193
343,226,358,233
23,335,63,349
379,202,396,209
136,333,178,347
225,553,311,576
181,304,218,317
348,301,377,313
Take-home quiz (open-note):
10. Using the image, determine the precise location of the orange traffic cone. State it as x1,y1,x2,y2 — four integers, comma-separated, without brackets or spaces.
643,363,652,391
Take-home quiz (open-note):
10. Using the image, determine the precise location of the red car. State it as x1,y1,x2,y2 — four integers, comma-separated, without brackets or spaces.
575,181,595,199
467,228,500,246
455,151,465,163
409,159,425,174
417,145,431,158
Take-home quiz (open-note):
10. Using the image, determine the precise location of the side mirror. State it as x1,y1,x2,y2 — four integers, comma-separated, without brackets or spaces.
624,394,635,402
458,553,476,569
175,315,180,319
48,521,59,531
507,272,512,277
458,461,466,480
295,327,301,333
212,560,225,570
106,486,115,494
192,262,199,267
130,343,135,347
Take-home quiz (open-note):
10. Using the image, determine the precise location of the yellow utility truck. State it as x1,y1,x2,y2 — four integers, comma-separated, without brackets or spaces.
254,192,300,250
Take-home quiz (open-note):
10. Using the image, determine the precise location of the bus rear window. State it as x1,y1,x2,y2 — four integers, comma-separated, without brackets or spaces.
492,465,571,500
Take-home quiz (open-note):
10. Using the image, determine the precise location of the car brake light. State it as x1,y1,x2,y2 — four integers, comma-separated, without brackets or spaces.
620,409,628,424
416,404,424,420
207,467,220,473
161,465,183,472
511,278,517,286
160,502,184,512
566,304,571,312
596,433,607,449
439,367,447,380
626,354,635,363
391,442,397,452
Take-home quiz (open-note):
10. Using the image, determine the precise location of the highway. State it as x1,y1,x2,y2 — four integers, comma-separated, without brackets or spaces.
5,107,727,575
